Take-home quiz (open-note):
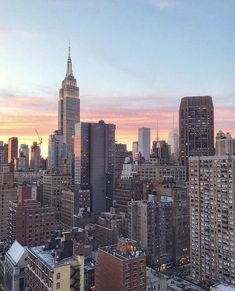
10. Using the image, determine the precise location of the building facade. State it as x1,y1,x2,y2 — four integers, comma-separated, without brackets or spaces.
8,137,18,163
48,130,65,171
179,96,214,168
95,238,146,291
8,199,56,247
27,239,84,291
58,46,80,172
189,156,235,287
138,127,151,161
74,121,115,213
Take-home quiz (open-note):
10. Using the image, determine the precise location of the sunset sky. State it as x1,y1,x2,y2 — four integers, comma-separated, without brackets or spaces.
0,0,235,156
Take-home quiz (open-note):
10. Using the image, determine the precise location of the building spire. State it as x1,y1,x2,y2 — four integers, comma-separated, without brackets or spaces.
66,41,73,77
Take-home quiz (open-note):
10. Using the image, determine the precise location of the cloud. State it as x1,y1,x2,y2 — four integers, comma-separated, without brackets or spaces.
147,0,176,7
0,27,40,38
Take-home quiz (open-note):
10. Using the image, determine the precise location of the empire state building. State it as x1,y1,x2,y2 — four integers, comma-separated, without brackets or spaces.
58,46,80,166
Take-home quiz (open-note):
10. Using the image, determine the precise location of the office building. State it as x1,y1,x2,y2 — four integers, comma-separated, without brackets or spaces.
128,195,173,268
215,130,235,155
8,137,18,163
74,121,115,213
8,199,56,247
0,142,8,164
179,96,214,168
115,177,144,213
95,238,146,291
137,161,186,185
27,238,84,291
0,172,17,241
152,140,170,164
4,240,28,291
19,144,29,169
30,142,41,172
189,156,235,287
138,127,151,160
58,45,80,172
43,174,72,223
48,130,65,171
168,127,179,158
132,141,138,161
115,143,129,179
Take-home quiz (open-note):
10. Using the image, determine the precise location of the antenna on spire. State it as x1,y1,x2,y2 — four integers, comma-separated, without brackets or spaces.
173,113,175,130
157,120,159,141
68,40,71,58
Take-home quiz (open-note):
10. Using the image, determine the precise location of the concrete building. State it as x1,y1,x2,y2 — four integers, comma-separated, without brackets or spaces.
8,199,56,247
42,173,71,223
4,240,28,291
27,238,84,291
115,177,144,213
151,140,170,164
137,161,186,185
132,141,138,161
48,130,65,171
0,172,17,242
58,45,80,173
8,137,18,163
115,143,129,179
0,143,8,164
215,130,235,155
167,276,205,291
19,144,29,170
128,195,173,268
179,96,214,168
95,238,146,291
167,127,179,158
74,121,115,213
210,283,235,291
138,127,151,161
30,142,41,172
146,268,168,291
154,180,190,266
189,156,235,288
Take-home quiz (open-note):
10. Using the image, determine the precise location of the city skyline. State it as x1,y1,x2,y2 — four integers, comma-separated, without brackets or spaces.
1,0,235,156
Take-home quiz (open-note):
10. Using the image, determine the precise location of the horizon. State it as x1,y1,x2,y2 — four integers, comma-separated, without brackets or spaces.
1,0,235,157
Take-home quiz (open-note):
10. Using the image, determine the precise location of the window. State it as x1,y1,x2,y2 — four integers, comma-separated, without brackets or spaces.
57,273,61,279
56,282,60,289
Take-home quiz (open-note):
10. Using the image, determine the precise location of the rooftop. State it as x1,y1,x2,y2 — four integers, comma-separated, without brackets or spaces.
28,245,77,271
167,276,206,291
99,238,145,261
210,283,235,291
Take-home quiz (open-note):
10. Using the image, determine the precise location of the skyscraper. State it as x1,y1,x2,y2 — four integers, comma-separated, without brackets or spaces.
167,127,179,158
58,45,80,171
8,137,18,163
179,96,214,168
30,142,41,172
48,130,65,171
138,128,151,161
74,121,115,213
189,155,235,287
19,144,29,170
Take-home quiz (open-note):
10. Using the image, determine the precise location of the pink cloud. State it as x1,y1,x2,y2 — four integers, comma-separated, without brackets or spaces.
0,27,40,38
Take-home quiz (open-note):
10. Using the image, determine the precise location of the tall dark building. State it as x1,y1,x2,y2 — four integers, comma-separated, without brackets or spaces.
8,137,18,163
58,45,80,172
74,121,115,213
179,96,214,168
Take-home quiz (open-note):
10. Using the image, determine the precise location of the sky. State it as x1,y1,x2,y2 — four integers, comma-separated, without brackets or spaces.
0,0,235,156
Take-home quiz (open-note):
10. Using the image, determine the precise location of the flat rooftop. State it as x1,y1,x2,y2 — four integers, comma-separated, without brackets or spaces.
167,276,206,291
28,245,76,270
210,283,235,291
99,244,145,261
